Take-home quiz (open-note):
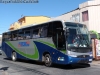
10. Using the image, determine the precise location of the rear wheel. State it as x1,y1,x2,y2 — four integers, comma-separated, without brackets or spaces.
12,52,17,61
44,54,52,67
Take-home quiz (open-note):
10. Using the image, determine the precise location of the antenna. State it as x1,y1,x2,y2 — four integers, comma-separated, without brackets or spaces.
21,14,23,18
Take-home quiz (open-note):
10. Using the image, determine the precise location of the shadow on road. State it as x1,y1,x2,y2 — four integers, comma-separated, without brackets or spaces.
52,63,90,70
0,67,9,71
4,57,90,70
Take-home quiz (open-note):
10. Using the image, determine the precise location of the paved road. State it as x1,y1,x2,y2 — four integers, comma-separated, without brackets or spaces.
0,55,100,75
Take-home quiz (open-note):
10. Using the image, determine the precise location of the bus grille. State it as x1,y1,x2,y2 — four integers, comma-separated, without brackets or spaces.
78,59,89,63
77,55,89,58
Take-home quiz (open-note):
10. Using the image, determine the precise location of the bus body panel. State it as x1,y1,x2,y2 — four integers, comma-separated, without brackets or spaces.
2,38,92,65
2,38,68,64
2,42,27,60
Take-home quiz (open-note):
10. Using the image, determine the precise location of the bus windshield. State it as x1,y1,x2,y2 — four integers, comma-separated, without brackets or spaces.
65,22,90,47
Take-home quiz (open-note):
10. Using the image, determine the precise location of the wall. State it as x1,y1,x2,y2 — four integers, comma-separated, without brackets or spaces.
23,16,50,27
88,0,100,32
79,1,89,28
50,9,80,22
50,0,100,33
9,16,51,30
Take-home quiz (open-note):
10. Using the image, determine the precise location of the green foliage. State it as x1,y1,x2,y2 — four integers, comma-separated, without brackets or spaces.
90,30,100,39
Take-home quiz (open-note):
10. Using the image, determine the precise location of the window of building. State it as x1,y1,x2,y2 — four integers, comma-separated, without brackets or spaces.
71,13,80,22
82,10,89,22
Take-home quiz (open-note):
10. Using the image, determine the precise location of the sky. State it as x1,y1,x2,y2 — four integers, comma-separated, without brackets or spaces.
0,0,88,34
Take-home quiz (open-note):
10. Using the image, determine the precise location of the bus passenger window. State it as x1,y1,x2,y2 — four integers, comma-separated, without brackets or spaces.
32,29,40,38
11,31,18,41
3,33,10,41
12,34,17,41
18,32,24,40
8,34,11,41
41,27,47,37
24,30,31,39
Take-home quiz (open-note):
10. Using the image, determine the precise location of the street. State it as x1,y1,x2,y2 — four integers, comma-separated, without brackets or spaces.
0,0,100,75
0,55,99,75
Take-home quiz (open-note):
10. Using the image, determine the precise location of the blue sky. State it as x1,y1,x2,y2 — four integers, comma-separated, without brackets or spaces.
0,0,87,34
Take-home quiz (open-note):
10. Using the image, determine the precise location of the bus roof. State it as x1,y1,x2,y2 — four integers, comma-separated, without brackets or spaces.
3,20,85,34
3,20,63,33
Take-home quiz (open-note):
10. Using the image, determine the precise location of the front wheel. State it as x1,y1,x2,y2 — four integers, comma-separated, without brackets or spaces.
12,52,17,61
44,54,52,67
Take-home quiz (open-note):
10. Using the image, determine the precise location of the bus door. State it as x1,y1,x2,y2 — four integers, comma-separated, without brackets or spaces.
56,30,65,50
52,22,66,55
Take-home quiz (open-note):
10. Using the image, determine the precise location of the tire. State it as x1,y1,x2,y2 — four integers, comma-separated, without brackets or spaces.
44,54,52,67
12,52,17,61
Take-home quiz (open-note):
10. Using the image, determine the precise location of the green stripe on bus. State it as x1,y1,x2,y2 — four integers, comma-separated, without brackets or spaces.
61,50,66,54
6,41,39,60
36,40,56,49
36,40,66,54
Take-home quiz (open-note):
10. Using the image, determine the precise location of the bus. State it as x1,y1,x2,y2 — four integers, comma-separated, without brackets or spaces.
2,20,92,67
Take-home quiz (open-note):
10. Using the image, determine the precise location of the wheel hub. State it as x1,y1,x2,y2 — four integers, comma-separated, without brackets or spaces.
45,57,50,63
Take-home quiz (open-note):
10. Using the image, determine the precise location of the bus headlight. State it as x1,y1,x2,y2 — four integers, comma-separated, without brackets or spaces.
58,57,64,61
90,54,93,57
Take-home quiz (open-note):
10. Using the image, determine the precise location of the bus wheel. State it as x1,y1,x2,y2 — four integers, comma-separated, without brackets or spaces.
12,52,17,61
44,54,52,67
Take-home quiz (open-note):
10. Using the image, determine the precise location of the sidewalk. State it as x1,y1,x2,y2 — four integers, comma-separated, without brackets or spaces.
90,60,100,66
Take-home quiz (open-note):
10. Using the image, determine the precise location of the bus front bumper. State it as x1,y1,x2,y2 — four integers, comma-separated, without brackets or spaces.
68,56,93,64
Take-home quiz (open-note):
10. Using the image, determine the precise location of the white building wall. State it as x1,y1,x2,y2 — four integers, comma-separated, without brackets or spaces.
79,2,89,28
50,0,100,33
88,0,100,32
50,9,80,22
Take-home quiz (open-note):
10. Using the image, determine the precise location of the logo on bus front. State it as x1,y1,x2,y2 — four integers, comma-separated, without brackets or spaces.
18,41,30,47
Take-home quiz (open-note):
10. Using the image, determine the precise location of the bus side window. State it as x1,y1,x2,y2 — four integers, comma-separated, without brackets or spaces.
40,26,48,37
47,22,53,37
3,33,9,41
18,30,24,40
11,31,18,41
12,34,17,41
24,30,31,39
7,33,12,41
32,29,40,38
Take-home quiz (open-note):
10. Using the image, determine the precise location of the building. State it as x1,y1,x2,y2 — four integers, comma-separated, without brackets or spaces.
50,0,100,33
9,16,51,30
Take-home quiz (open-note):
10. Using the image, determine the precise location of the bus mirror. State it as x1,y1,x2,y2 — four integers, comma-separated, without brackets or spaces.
66,28,69,36
66,28,69,32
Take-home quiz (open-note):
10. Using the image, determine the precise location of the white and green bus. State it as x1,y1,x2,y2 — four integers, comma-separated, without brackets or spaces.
2,20,92,67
